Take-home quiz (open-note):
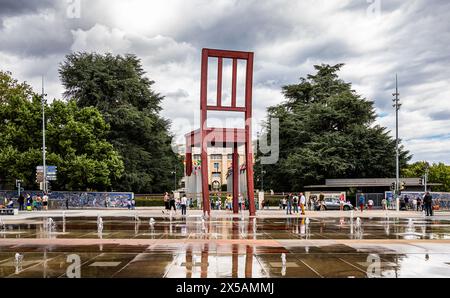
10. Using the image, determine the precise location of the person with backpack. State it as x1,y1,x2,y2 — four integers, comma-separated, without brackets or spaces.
26,194,33,211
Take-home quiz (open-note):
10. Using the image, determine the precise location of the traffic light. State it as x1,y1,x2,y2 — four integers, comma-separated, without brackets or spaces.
400,181,406,190
390,182,396,191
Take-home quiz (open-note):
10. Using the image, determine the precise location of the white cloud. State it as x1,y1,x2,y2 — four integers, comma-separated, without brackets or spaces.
0,0,449,163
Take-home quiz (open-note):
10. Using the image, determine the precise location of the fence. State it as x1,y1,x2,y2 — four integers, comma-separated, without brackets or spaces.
385,191,450,210
0,190,134,209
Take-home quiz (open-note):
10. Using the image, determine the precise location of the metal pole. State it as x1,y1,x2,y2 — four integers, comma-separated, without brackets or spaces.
392,74,401,212
174,167,177,191
424,167,428,193
42,76,47,194
261,164,264,192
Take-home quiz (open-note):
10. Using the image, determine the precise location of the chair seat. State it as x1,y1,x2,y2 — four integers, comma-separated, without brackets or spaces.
185,128,247,147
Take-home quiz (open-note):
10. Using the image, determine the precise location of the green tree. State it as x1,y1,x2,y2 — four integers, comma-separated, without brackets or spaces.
0,71,124,191
403,161,450,192
256,64,411,191
59,53,182,193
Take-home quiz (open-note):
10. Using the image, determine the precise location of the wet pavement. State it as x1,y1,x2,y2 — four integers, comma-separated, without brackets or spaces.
1,211,450,278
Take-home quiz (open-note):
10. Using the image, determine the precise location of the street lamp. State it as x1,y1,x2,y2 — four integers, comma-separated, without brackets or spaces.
15,179,23,197
261,169,266,192
424,166,429,193
257,131,266,192
392,74,401,212
41,76,47,194
171,167,177,192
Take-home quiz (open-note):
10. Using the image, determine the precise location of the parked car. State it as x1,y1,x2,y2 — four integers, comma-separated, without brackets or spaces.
315,197,353,211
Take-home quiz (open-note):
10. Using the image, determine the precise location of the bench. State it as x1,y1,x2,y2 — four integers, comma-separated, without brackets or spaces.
0,208,18,215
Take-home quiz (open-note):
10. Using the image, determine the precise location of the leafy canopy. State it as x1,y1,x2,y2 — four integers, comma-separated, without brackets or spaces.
59,53,182,193
0,70,124,191
256,64,411,191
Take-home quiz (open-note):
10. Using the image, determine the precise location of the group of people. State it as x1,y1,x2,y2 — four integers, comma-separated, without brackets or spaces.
378,192,435,216
1,193,49,211
279,193,307,215
163,192,191,216
380,192,434,216
212,193,246,211
163,192,253,216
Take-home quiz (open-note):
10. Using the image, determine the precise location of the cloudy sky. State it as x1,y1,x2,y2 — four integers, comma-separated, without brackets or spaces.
1,0,449,163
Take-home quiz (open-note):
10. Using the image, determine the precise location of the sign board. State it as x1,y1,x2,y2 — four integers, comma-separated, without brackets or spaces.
47,166,57,174
36,166,57,181
36,165,57,173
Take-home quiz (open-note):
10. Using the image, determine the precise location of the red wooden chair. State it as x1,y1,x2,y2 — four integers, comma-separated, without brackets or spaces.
185,48,256,216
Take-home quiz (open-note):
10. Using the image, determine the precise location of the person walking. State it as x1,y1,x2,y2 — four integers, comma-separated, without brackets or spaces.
18,193,25,211
163,192,170,213
368,199,374,210
169,193,176,213
180,194,187,216
300,192,306,215
339,193,345,211
238,193,244,210
281,197,286,210
423,192,433,216
358,193,365,212
226,194,232,210
404,195,410,210
42,193,48,211
286,194,293,215
292,194,299,214
26,194,33,211
412,197,417,211
416,196,422,211
381,198,387,210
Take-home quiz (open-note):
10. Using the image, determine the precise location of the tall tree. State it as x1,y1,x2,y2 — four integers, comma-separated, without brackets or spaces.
0,71,124,191
256,64,411,191
59,53,182,193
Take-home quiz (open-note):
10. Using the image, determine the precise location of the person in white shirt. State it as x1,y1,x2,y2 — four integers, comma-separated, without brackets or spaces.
368,199,374,210
42,193,49,211
300,193,306,215
180,194,188,216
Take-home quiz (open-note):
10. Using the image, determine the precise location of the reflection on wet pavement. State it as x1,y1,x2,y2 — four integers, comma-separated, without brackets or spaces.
1,216,450,277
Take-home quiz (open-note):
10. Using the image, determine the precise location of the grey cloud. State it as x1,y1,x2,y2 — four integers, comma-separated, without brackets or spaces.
175,0,296,50
429,110,450,121
165,88,189,99
0,0,449,163
0,0,55,17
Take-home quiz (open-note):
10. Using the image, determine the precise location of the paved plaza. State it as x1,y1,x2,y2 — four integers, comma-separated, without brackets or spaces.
1,208,450,278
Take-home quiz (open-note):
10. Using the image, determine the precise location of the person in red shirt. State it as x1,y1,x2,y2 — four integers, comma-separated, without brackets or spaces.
339,193,345,211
